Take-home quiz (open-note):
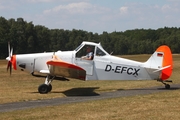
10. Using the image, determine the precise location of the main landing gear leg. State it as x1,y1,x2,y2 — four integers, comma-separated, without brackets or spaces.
38,75,55,94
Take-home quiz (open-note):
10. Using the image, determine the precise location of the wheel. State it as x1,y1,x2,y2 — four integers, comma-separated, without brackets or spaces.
38,84,49,94
165,84,170,89
48,84,52,92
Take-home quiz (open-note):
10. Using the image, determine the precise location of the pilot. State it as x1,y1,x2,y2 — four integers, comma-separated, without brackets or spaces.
82,47,94,60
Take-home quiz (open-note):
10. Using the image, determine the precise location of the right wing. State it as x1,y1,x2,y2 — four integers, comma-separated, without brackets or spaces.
46,55,86,80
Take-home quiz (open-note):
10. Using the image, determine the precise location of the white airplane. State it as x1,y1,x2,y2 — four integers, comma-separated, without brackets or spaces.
6,41,173,94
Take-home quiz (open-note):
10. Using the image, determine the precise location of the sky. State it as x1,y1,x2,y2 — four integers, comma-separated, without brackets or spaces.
0,0,180,34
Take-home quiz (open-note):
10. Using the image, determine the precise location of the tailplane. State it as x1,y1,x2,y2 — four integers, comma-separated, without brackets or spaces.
145,45,173,80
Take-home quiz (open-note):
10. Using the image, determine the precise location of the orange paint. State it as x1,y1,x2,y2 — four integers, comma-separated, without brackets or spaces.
11,55,17,70
47,55,84,71
156,45,173,80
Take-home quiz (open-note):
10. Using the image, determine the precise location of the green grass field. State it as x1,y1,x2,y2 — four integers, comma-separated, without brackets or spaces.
0,54,180,120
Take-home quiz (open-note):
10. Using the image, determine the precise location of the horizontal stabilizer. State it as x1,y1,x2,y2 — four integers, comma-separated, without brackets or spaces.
153,65,171,73
164,80,173,82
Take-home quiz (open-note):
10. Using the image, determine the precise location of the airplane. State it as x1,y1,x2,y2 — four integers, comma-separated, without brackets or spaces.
6,41,173,94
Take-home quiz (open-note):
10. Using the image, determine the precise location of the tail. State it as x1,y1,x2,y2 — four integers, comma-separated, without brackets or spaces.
145,45,173,80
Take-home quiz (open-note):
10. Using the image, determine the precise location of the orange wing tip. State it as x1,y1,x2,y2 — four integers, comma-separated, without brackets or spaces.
156,45,173,80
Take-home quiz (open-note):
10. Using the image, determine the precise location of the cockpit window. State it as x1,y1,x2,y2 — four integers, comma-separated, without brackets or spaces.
76,45,95,59
96,47,106,56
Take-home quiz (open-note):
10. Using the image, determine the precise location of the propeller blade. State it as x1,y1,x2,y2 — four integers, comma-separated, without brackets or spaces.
10,62,12,75
6,42,13,75
7,61,12,75
7,61,10,71
10,48,13,57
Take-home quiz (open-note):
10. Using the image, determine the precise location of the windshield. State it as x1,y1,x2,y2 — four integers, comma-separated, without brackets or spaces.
74,44,83,51
96,47,106,56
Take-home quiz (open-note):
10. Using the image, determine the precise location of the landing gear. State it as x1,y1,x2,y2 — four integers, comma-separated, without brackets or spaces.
38,75,55,94
48,84,52,92
38,84,52,94
165,84,170,89
158,79,172,89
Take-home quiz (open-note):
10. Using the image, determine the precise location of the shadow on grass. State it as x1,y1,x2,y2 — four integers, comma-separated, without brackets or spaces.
157,87,180,90
61,87,100,96
30,84,180,96
30,87,100,96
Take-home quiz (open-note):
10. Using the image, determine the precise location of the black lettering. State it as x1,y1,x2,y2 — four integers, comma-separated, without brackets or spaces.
133,68,140,75
127,68,133,75
105,65,112,72
115,66,121,73
121,67,127,73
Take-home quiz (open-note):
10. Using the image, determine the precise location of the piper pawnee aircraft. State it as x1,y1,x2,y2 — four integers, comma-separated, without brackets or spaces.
6,41,173,94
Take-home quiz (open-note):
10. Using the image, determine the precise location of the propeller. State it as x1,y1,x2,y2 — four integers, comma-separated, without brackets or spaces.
6,42,13,75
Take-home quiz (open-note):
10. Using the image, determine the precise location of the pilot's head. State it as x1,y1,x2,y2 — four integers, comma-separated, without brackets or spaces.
86,46,92,52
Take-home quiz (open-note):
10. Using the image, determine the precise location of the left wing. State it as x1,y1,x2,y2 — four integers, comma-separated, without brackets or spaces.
46,55,86,80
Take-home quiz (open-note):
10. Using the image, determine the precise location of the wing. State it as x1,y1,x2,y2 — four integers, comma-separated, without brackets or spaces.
46,55,86,80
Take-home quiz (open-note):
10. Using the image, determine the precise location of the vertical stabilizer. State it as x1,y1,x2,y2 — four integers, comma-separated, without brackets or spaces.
156,45,173,80
145,45,173,80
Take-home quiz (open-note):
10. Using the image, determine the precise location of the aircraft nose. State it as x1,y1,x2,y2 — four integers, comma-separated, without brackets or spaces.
11,55,17,70
7,55,17,70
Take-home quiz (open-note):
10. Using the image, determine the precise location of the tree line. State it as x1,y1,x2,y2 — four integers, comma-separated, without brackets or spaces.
0,16,180,59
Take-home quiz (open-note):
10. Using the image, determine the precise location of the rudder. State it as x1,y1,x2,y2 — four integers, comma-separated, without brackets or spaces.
156,45,173,80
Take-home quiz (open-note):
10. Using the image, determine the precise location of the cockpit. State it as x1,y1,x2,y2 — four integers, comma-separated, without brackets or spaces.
75,41,109,60
74,41,109,76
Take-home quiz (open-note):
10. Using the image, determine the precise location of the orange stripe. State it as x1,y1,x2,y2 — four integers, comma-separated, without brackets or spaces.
156,45,173,80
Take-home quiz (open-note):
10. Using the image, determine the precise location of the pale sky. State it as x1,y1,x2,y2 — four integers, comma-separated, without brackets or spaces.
0,0,180,34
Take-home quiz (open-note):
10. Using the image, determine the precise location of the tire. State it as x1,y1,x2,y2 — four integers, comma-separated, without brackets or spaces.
165,84,170,89
48,84,52,92
38,84,49,94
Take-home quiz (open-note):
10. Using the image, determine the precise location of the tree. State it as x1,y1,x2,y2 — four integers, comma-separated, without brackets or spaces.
1,17,180,59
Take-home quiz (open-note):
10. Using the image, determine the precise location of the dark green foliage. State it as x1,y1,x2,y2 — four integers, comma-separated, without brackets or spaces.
0,17,180,59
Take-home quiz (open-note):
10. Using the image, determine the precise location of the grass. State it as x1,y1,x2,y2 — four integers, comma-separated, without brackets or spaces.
1,91,180,120
0,54,180,119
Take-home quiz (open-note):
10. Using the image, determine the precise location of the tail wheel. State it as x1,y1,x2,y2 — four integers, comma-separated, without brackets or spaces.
165,84,170,89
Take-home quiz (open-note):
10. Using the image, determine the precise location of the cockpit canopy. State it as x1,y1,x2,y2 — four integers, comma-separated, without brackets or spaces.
75,41,109,59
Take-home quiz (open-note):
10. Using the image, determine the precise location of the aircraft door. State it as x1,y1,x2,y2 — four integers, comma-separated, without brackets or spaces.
74,45,95,75
75,58,94,75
